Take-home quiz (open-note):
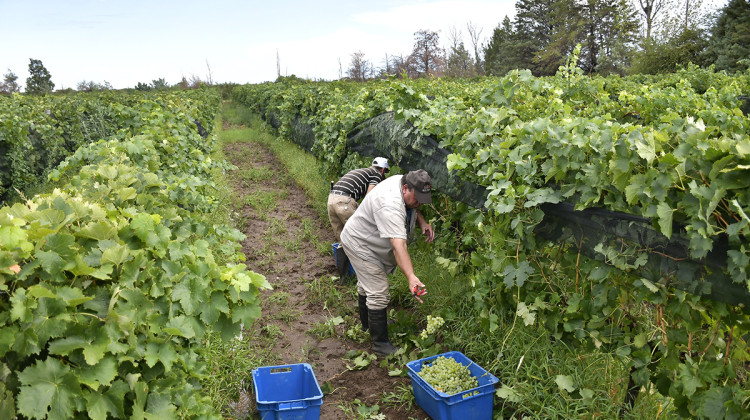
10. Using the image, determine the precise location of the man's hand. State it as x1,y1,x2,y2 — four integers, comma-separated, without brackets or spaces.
412,285,427,303
421,223,435,243
408,276,427,303
416,210,435,243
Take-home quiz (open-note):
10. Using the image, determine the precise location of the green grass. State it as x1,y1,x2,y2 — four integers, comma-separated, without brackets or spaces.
229,114,331,221
243,190,279,214
200,329,279,417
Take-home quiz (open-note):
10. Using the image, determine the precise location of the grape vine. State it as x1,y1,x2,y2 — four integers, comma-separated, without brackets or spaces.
233,63,750,417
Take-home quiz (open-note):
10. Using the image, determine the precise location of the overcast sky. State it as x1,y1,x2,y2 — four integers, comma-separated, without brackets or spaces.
1,0,516,90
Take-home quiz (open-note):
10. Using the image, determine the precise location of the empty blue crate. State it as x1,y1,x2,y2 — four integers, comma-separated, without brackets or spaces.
406,351,499,420
332,242,355,276
252,363,323,420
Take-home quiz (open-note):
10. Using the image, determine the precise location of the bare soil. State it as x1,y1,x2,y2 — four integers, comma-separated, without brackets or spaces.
223,139,429,420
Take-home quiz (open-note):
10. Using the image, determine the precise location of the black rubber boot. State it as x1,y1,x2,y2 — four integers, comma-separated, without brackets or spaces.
368,308,398,355
358,295,369,332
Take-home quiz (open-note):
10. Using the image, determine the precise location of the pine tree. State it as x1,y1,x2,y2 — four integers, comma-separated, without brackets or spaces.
25,59,54,94
446,41,474,78
484,16,534,76
581,0,640,74
710,0,750,72
537,0,584,76
514,0,558,75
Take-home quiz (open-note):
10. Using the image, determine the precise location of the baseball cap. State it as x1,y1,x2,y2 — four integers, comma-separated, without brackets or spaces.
372,157,389,172
404,169,432,204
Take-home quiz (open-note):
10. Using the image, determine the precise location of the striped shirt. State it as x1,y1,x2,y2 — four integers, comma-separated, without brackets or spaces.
331,167,385,201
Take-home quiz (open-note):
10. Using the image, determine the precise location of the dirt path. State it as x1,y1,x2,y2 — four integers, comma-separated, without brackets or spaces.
222,138,428,419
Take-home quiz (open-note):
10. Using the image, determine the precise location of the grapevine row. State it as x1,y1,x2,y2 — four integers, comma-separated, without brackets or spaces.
0,90,217,205
233,64,750,417
0,89,267,419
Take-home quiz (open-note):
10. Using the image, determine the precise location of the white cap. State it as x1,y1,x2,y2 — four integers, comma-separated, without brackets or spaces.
372,157,389,172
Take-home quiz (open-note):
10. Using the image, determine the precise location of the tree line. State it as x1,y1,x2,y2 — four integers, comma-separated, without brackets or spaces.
342,0,749,81
0,59,216,95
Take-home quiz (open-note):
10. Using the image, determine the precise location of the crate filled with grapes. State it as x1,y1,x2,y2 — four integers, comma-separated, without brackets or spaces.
406,351,498,420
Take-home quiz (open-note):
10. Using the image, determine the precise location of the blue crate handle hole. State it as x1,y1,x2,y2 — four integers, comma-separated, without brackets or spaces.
279,401,307,410
270,367,292,374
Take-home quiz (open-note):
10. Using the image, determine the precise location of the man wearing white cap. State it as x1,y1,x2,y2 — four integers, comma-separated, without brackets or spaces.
340,169,435,355
327,157,390,242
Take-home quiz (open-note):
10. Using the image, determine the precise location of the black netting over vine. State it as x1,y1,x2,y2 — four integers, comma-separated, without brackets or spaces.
346,112,487,209
264,111,315,153
535,203,750,307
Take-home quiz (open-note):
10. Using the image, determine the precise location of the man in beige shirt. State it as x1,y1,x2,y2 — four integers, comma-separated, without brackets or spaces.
340,169,435,355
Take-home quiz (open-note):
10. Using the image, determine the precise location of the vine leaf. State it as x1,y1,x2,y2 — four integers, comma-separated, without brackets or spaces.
502,261,534,288
656,202,674,239
17,358,79,420
676,363,702,397
145,342,178,372
84,380,128,420
77,355,118,390
555,375,576,393
516,302,536,326
496,384,522,402
163,315,196,339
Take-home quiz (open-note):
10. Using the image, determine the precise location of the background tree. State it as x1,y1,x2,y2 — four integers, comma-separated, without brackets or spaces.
655,0,712,40
375,53,393,78
466,21,485,75
135,82,152,91
485,0,640,76
512,0,560,76
535,0,584,75
346,51,372,82
0,69,21,94
151,78,169,90
76,80,112,92
709,0,750,72
25,58,54,94
484,17,526,76
637,0,670,39
445,27,475,78
408,30,444,77
389,54,411,78
630,26,710,72
580,0,640,74
629,0,715,74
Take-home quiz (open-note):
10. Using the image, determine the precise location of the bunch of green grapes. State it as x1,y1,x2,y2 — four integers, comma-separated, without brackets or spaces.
419,315,445,339
418,356,478,394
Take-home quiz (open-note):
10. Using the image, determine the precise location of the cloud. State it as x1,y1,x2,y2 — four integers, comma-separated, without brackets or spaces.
352,0,515,36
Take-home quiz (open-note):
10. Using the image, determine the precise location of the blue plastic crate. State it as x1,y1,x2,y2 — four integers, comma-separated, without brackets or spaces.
332,242,355,276
252,363,323,420
406,351,498,420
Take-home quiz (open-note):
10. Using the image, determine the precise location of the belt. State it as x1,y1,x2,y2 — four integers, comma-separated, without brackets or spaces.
330,190,352,198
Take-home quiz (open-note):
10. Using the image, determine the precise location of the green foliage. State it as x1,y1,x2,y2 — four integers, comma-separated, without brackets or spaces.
486,0,640,77
630,29,712,75
0,89,218,205
709,0,750,73
1,69,21,94
233,65,750,416
25,59,54,95
0,89,270,418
